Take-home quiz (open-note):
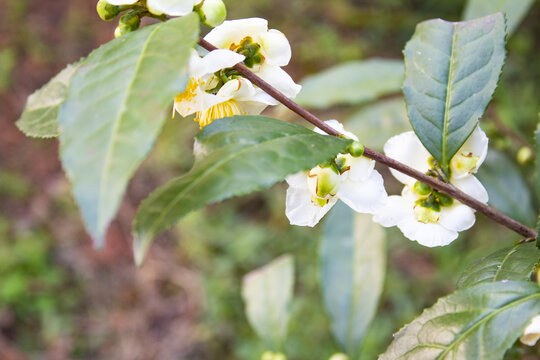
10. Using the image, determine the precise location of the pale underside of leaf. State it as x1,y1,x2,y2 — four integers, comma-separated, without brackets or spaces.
133,116,352,264
379,281,540,360
403,13,506,172
242,255,294,350
59,15,199,247
16,63,81,138
321,203,386,357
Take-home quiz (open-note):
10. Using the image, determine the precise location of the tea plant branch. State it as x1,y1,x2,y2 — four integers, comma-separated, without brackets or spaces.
199,38,538,239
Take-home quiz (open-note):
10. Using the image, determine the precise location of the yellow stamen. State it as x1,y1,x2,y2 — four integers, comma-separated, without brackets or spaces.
195,99,242,128
175,78,199,103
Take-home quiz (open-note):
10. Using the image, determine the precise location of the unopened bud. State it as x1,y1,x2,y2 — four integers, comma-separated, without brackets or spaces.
517,146,533,164
197,0,227,27
97,0,120,21
347,141,364,157
115,11,141,37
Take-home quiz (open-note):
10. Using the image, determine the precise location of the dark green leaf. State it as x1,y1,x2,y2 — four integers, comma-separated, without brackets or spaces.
133,115,352,264
403,14,506,173
295,59,404,109
346,98,410,151
59,15,199,246
380,281,540,360
242,255,294,351
457,243,539,289
321,203,386,357
16,62,81,138
476,150,535,227
463,0,534,35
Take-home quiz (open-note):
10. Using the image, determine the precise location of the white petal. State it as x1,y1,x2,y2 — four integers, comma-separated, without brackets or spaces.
238,101,269,116
373,195,413,227
346,156,374,181
338,171,387,214
259,29,291,66
285,186,336,227
174,89,230,116
190,49,245,78
286,172,308,188
451,125,489,178
106,0,138,4
204,18,269,49
384,131,431,186
520,315,540,346
147,0,199,16
249,90,280,106
313,120,359,140
439,203,476,232
398,220,458,247
218,78,256,100
452,176,489,203
256,65,302,99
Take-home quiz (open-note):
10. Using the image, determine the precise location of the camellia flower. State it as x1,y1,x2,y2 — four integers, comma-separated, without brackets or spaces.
204,18,301,100
520,315,540,346
106,0,201,16
285,120,387,227
175,18,301,128
373,126,489,247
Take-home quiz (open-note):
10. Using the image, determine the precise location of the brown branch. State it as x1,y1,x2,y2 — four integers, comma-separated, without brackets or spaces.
199,38,538,239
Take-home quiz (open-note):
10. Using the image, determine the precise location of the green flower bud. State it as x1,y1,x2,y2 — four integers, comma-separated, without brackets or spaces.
347,141,364,157
197,0,227,27
119,11,141,30
413,181,431,196
97,0,120,21
517,146,533,164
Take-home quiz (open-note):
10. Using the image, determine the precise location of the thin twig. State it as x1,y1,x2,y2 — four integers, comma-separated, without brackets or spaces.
199,38,538,239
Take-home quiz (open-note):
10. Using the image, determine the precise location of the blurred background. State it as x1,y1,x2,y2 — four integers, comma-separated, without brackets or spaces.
0,0,539,359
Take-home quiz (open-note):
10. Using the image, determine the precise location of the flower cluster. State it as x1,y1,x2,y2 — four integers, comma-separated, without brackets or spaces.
285,120,387,226
373,127,489,247
174,18,301,128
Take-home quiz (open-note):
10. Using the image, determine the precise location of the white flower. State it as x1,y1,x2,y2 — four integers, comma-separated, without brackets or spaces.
175,18,301,128
204,18,301,100
520,315,540,346
174,49,280,128
373,126,489,247
285,120,387,227
106,0,200,16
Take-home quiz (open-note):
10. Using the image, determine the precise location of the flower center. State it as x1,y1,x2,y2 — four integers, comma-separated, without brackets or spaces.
175,78,200,103
451,152,479,177
195,99,242,128
307,165,341,207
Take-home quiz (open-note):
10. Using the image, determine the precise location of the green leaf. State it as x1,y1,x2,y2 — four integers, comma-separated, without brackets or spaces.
295,59,404,109
321,203,386,357
380,281,540,360
403,13,506,173
133,115,352,264
58,15,199,246
346,98,411,150
457,243,539,289
463,0,534,35
16,62,81,138
242,254,294,351
476,150,535,227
